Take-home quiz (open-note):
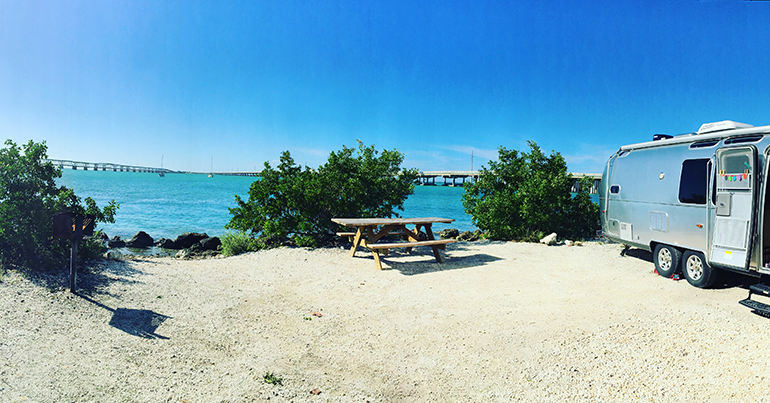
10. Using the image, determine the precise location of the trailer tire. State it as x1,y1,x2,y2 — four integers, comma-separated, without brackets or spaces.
682,251,718,288
653,244,681,278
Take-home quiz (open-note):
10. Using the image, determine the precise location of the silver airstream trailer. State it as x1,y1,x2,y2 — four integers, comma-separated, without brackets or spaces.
601,121,770,313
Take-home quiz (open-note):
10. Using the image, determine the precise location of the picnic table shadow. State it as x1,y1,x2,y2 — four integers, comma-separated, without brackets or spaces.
354,241,503,275
77,293,172,339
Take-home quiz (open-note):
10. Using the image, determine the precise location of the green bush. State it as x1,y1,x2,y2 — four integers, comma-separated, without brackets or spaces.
220,230,263,257
462,141,599,242
227,142,418,247
0,140,119,270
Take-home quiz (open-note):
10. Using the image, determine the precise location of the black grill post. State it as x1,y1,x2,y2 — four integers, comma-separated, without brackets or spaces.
53,213,94,293
69,216,83,292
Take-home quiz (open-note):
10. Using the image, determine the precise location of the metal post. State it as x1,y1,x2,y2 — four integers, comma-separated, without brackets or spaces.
69,216,83,293
69,239,78,292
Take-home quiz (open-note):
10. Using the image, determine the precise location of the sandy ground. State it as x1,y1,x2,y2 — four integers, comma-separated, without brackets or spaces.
2,241,770,402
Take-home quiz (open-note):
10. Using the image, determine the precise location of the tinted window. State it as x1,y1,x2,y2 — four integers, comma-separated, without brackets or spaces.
610,185,620,194
679,159,709,204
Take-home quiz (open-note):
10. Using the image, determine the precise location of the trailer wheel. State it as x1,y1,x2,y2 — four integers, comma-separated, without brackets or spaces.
653,244,681,278
682,251,718,288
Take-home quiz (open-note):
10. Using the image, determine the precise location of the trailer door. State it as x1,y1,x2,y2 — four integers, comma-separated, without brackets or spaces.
710,146,758,269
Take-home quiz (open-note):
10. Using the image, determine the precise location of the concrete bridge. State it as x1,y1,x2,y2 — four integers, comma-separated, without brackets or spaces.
46,159,601,193
47,159,261,176
417,171,602,194
47,159,177,174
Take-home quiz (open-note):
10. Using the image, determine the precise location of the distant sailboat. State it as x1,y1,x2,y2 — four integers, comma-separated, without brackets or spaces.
208,157,213,177
158,155,165,177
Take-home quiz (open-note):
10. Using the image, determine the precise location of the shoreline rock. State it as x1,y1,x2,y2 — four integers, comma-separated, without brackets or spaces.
125,231,154,248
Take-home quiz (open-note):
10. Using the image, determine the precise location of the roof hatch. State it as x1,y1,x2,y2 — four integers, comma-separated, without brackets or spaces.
697,120,753,134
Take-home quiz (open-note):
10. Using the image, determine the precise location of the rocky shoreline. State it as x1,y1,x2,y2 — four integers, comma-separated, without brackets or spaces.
98,231,222,259
98,227,487,261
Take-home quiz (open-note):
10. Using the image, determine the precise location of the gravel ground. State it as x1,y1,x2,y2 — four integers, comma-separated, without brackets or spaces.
2,241,770,402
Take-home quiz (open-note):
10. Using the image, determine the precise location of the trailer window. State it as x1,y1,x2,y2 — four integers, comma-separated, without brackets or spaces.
679,159,709,204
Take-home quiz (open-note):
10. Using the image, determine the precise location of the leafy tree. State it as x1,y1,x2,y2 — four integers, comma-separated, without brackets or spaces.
462,140,599,241
227,142,418,247
0,140,119,270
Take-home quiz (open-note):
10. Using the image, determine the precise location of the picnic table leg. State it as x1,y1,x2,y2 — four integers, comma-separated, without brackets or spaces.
349,228,364,257
405,224,420,253
367,226,384,270
424,224,444,263
431,246,443,263
424,224,445,250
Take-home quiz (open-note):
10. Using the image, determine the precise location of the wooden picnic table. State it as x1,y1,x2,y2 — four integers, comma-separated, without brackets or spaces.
331,217,456,270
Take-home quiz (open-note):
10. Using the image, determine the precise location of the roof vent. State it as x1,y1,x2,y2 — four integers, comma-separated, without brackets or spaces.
652,134,673,141
697,120,753,134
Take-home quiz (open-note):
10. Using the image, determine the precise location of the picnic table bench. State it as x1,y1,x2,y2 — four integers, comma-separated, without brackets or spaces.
331,217,456,270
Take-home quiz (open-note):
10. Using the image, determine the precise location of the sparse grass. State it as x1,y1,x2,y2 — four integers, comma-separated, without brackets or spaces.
263,371,283,386
220,230,263,257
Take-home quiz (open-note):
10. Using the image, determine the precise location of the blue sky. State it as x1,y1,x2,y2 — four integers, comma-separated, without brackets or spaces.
1,0,769,174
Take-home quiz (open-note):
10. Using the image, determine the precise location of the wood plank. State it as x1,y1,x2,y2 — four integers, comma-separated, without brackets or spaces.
367,239,456,250
349,228,363,257
332,217,455,227
337,231,406,238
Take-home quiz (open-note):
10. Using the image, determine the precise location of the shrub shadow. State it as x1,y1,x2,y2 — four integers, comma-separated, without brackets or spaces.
21,259,146,295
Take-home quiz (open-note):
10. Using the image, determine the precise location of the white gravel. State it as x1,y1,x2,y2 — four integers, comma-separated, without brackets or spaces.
2,241,770,402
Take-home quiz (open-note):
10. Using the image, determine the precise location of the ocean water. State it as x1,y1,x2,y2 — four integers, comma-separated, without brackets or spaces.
56,170,477,240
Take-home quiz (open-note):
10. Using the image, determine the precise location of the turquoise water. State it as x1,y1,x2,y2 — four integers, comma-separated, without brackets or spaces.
56,170,477,240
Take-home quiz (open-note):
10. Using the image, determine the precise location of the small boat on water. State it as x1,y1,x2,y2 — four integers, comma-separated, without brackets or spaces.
159,155,165,177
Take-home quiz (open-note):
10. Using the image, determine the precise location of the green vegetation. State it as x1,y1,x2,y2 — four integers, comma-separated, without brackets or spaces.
0,140,118,270
227,142,418,248
462,141,599,242
220,230,263,257
263,371,283,386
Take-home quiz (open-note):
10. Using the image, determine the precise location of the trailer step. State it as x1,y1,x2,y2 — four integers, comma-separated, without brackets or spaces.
739,298,770,316
749,283,770,297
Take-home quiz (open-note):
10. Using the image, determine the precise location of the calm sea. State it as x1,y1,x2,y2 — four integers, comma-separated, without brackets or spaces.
56,170,477,240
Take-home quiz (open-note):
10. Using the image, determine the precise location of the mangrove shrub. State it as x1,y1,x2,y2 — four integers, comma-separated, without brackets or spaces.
0,140,119,270
462,141,599,241
227,142,418,247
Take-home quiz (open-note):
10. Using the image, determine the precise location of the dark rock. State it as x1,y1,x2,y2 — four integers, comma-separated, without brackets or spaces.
173,232,209,249
197,237,221,251
439,228,460,239
154,238,178,249
457,231,472,241
104,250,124,260
95,231,110,241
471,229,482,241
258,235,288,248
125,231,154,248
108,236,125,248
179,238,222,259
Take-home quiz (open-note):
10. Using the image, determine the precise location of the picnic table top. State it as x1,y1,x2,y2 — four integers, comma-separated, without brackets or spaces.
331,217,455,227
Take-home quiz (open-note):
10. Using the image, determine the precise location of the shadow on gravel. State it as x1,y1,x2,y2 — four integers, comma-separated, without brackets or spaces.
20,259,145,295
622,248,653,263
77,293,172,339
353,241,504,275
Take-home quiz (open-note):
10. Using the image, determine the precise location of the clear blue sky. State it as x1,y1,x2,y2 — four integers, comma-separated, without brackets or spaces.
1,0,769,174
